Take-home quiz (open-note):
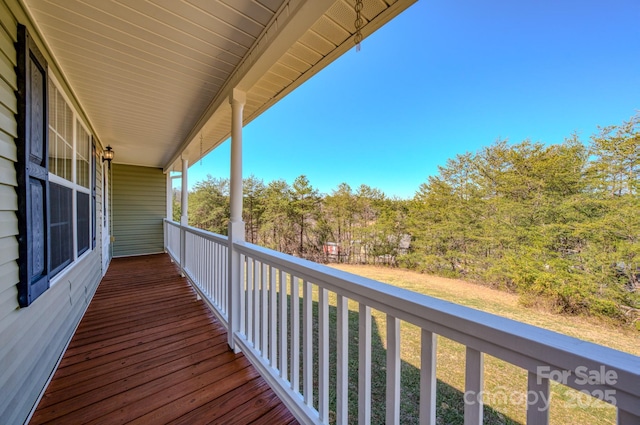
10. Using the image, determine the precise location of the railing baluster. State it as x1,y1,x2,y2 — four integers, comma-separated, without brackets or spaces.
246,257,254,343
279,269,288,381
197,236,201,288
188,232,192,274
359,304,371,425
217,243,221,309
203,239,207,294
253,260,260,350
201,238,204,292
223,246,228,315
178,224,184,275
191,234,194,277
303,279,313,407
216,242,220,306
222,243,225,308
192,234,196,279
206,240,209,297
261,263,268,358
527,371,549,425
270,266,277,368
199,238,203,296
420,329,437,425
214,242,218,303
464,347,484,425
386,315,401,425
217,242,221,304
336,294,348,425
291,276,300,392
319,287,329,423
238,253,245,338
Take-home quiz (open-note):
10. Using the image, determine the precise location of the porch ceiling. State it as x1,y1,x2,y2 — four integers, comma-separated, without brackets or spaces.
22,0,416,172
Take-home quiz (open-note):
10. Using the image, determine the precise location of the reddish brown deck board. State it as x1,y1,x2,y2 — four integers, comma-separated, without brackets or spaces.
30,253,298,425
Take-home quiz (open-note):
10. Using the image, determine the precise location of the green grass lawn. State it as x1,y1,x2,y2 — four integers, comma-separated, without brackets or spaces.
295,264,640,425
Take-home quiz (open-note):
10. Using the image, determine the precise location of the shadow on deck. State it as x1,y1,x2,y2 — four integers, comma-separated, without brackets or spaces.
30,254,298,425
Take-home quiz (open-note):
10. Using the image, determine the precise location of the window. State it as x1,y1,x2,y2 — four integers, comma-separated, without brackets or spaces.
76,123,90,188
15,23,96,306
76,122,91,256
48,79,94,275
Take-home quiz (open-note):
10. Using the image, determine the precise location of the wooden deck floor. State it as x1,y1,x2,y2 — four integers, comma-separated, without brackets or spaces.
30,254,298,425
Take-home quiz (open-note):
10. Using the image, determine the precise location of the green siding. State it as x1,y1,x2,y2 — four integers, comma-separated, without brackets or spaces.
112,164,165,257
0,1,104,423
0,0,20,330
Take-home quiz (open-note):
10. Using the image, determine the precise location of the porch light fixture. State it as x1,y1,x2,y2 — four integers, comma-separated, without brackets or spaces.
103,145,114,168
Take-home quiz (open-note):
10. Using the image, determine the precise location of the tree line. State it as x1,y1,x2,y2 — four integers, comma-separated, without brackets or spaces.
175,115,639,323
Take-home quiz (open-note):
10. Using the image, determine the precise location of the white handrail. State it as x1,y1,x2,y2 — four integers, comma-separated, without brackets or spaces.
163,220,640,424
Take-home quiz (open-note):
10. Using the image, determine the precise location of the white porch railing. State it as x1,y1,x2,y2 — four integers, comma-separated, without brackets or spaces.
165,220,181,264
164,219,640,425
165,220,229,326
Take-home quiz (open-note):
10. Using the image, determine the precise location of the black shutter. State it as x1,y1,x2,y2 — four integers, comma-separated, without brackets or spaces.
15,24,49,307
91,137,96,249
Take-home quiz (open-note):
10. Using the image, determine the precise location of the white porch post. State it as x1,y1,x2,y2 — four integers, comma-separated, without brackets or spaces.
166,172,173,221
228,88,246,351
179,157,188,276
180,157,189,226
165,172,172,252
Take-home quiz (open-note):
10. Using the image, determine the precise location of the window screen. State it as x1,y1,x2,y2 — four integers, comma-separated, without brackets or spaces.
50,182,73,275
77,192,90,256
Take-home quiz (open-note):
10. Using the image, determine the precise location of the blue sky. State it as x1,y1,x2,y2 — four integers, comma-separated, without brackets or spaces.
186,0,640,199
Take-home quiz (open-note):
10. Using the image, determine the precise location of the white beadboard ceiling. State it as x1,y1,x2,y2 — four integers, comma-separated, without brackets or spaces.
22,0,416,172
